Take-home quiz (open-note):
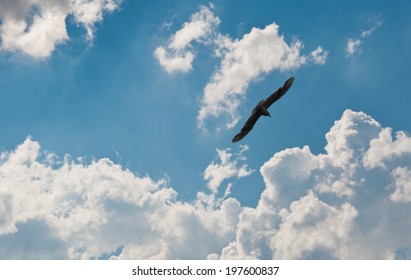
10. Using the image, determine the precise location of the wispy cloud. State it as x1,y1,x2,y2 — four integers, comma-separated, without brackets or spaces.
204,145,254,195
1,110,411,259
154,5,220,73
0,0,122,58
345,17,383,57
309,46,329,65
346,38,362,56
155,4,328,131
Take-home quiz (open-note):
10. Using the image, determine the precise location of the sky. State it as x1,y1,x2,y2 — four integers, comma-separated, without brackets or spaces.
0,0,411,260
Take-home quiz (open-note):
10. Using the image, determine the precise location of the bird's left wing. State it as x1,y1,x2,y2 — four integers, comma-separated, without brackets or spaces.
262,77,294,109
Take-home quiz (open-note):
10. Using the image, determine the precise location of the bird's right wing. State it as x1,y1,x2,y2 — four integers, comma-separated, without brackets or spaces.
232,112,261,143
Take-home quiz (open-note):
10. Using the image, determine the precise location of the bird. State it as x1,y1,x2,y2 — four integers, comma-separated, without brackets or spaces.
232,77,295,143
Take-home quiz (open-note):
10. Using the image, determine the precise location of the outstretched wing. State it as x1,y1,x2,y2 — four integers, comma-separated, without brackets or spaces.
232,111,262,143
262,77,294,109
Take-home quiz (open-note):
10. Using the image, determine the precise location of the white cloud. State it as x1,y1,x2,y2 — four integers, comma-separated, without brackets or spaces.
390,167,411,203
169,6,219,50
154,5,220,73
309,46,328,65
345,17,383,57
324,109,381,167
273,192,358,259
1,110,411,259
0,137,177,259
0,139,246,259
345,38,361,57
154,47,195,73
216,109,411,259
0,3,69,58
364,128,411,169
71,0,122,40
360,18,383,38
204,145,254,194
0,0,122,58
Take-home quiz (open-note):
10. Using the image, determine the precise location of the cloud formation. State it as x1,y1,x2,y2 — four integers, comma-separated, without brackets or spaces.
1,110,411,259
154,5,328,130
154,5,220,73
345,17,383,57
0,0,122,58
203,145,254,195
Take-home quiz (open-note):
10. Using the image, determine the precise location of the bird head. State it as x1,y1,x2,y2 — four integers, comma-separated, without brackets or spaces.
261,106,271,118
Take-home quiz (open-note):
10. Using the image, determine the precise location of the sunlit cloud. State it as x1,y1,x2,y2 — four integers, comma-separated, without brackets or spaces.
154,4,220,73
345,16,383,57
0,0,122,58
1,110,410,259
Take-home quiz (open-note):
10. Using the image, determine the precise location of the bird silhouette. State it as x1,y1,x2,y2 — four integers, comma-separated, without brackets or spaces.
232,77,295,143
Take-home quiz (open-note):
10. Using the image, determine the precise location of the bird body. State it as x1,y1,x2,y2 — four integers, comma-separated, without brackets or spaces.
232,77,295,143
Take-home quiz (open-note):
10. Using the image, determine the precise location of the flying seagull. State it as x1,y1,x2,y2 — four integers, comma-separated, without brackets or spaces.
232,77,295,143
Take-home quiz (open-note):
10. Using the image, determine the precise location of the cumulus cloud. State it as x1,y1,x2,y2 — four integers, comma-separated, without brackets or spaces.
216,109,411,259
273,192,358,259
0,138,245,259
390,167,411,203
0,137,176,259
364,128,411,169
0,0,122,58
345,17,383,57
154,4,328,130
1,110,411,259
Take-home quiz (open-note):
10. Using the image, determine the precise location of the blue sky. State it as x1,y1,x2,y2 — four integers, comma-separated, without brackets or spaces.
0,0,411,259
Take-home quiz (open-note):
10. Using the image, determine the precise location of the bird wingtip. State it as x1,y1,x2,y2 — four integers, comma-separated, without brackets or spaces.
232,134,242,143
